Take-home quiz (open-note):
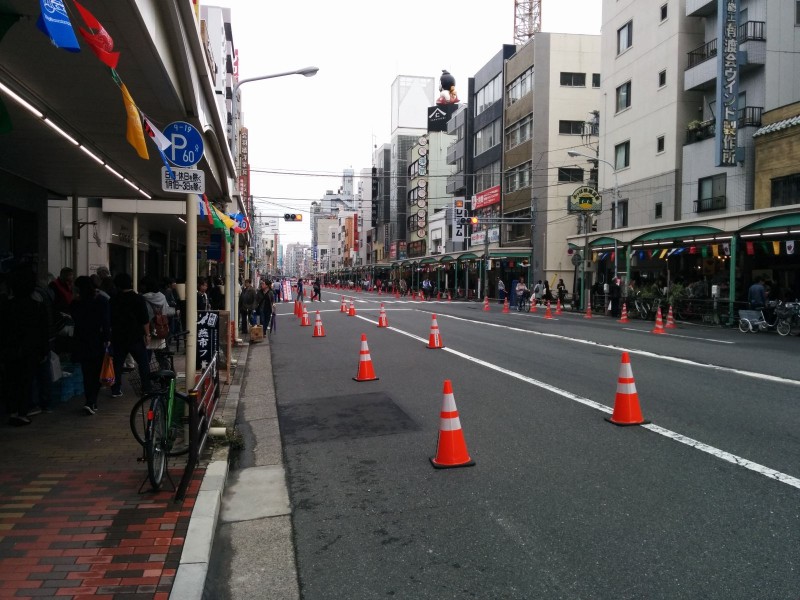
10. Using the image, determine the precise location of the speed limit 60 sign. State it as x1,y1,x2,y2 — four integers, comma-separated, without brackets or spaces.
163,121,205,167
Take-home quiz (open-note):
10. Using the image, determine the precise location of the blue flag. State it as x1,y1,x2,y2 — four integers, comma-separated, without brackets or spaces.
37,0,80,52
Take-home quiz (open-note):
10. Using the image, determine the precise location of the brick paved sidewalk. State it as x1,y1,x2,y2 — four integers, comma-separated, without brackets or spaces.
0,343,239,600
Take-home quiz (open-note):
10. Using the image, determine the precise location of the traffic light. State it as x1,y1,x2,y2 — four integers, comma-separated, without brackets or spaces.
459,216,479,225
469,216,479,225
284,213,302,221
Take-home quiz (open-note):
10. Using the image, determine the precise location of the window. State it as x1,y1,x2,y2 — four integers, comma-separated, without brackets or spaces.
696,173,727,212
770,173,800,207
660,4,668,21
558,167,584,183
474,74,503,117
592,73,601,88
505,115,533,149
506,67,534,106
796,0,800,25
612,200,628,229
615,141,630,169
474,120,501,156
559,120,585,135
615,81,632,112
657,136,665,153
475,161,500,193
560,72,586,87
617,21,633,54
658,70,666,87
655,202,663,219
505,161,532,193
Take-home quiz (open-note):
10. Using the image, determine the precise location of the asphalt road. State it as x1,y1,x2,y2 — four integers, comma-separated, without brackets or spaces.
269,292,800,600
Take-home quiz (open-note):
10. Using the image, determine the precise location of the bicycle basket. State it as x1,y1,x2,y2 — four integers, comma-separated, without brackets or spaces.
127,353,161,396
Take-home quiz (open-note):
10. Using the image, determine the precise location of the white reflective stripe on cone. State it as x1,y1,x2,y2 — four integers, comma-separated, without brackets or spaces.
439,416,463,431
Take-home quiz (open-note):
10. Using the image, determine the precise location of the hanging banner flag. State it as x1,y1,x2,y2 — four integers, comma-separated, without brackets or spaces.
701,246,708,258
202,195,214,225
759,242,769,254
689,246,697,255
659,248,668,259
746,241,754,255
37,0,80,52
722,243,730,256
773,241,781,255
211,204,237,230
119,83,148,159
712,244,719,257
197,198,206,219
143,117,174,179
73,0,119,68
638,250,645,260
787,240,795,255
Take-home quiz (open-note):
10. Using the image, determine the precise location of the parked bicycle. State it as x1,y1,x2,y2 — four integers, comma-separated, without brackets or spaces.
738,301,782,333
776,302,800,336
129,344,191,491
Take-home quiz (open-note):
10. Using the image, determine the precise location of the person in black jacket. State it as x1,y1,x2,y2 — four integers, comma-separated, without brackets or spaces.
71,276,111,415
109,273,150,398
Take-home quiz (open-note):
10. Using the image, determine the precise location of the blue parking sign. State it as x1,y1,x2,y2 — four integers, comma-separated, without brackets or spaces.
163,121,205,167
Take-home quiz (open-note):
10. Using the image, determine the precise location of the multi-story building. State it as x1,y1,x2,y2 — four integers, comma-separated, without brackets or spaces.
591,0,800,309
369,144,392,265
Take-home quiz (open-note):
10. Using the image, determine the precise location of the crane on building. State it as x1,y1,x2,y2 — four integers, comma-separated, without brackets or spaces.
514,0,542,46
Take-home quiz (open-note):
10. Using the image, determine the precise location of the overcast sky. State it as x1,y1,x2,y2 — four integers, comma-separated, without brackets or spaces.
211,0,602,246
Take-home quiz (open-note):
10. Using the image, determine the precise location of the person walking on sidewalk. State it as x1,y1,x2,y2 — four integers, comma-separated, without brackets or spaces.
255,280,274,330
239,279,256,333
110,273,151,398
71,276,111,415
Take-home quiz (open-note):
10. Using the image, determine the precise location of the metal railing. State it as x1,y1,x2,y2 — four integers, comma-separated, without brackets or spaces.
686,21,766,68
694,195,727,213
175,353,221,501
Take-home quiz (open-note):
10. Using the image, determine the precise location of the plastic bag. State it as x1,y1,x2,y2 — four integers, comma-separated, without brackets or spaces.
99,349,115,387
49,351,63,382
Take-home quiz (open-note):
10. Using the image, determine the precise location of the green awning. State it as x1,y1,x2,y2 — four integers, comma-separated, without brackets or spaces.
488,251,531,258
739,213,800,231
632,226,722,243
457,253,480,261
419,257,438,264
589,236,621,248
438,255,455,263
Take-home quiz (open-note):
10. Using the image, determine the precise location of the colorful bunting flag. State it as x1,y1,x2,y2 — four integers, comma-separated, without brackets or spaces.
746,241,754,255
211,204,237,230
773,241,781,255
37,0,80,52
197,198,206,219
689,246,697,254
759,242,769,254
787,240,795,255
119,83,148,159
202,195,213,225
209,206,232,243
701,246,708,257
659,248,668,259
722,243,730,256
73,0,120,68
143,117,174,179
712,244,719,257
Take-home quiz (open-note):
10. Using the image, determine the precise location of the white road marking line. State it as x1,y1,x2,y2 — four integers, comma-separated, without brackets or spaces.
354,314,800,491
622,327,734,344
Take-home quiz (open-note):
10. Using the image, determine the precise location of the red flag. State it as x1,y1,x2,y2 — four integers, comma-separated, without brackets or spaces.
73,1,120,69
689,246,697,254
202,195,214,225
746,241,754,256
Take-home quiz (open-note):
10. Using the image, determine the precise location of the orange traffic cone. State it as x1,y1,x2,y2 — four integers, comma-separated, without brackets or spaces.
447,291,452,302
502,298,510,314
294,299,301,318
340,296,347,313
544,301,553,319
300,305,311,326
584,303,592,319
353,334,378,382
377,304,389,328
394,288,400,299
618,302,629,323
556,298,562,315
430,380,475,469
651,306,666,334
437,291,441,301
665,305,676,329
348,299,356,317
483,296,490,311
312,311,326,337
427,314,444,349
530,297,538,313
605,352,649,426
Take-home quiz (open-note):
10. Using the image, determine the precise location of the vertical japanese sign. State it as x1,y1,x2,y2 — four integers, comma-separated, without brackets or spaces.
452,197,466,242
196,311,219,371
715,0,739,167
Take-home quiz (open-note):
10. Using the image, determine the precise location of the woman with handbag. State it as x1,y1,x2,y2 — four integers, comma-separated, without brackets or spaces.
70,276,111,415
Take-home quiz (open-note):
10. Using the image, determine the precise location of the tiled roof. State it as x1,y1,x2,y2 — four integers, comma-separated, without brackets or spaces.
753,114,800,137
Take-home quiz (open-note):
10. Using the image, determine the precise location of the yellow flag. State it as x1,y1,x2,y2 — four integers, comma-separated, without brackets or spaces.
712,244,719,257
212,204,237,229
120,83,148,160
659,248,668,259
773,241,781,255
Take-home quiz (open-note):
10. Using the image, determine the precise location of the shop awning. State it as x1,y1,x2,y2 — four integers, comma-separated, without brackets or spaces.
739,213,800,232
488,250,531,258
588,237,620,248
419,257,438,264
438,255,455,263
457,253,480,261
632,226,722,244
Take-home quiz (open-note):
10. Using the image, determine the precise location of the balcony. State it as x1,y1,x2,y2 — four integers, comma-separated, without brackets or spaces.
684,107,762,145
684,22,766,91
686,0,715,17
694,195,727,213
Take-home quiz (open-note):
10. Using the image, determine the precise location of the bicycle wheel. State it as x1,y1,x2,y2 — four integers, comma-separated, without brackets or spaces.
636,302,649,320
738,318,751,333
130,393,157,447
145,396,168,490
777,319,792,336
165,392,191,457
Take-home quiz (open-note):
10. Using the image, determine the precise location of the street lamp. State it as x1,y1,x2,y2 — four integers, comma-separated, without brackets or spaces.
568,150,620,310
228,66,318,315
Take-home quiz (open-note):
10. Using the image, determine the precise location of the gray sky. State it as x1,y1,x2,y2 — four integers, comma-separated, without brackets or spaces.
212,0,602,245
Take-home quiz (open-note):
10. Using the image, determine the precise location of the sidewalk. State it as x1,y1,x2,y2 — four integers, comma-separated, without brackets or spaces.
0,341,244,599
